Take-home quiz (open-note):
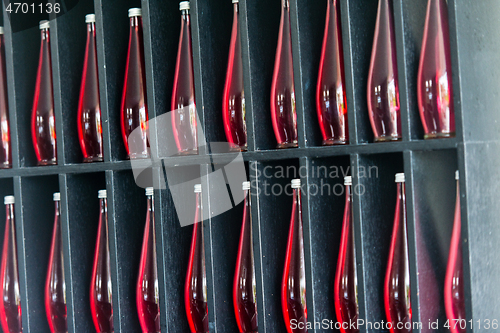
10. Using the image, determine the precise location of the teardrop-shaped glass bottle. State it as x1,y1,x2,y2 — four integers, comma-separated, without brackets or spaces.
334,176,359,333
316,0,348,146
136,187,160,333
271,0,297,149
223,0,246,152
367,0,401,142
121,8,149,160
78,14,103,163
0,196,22,333
0,27,11,169
282,179,307,333
444,171,466,333
233,181,257,333
417,0,454,139
185,184,208,333
384,173,412,333
172,1,198,156
31,20,57,166
45,193,67,333
90,190,114,333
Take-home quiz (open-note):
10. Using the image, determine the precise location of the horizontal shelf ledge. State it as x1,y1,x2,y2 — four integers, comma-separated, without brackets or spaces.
0,138,459,178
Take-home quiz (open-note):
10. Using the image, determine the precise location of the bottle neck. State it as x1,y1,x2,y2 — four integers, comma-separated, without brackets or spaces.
233,2,239,14
129,15,142,28
397,182,406,205
147,195,154,214
5,203,14,222
345,183,352,202
87,22,96,33
41,28,50,42
181,9,190,20
54,200,60,218
282,0,290,9
99,198,107,215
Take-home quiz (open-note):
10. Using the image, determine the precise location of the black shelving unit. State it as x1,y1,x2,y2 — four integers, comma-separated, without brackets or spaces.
0,0,498,332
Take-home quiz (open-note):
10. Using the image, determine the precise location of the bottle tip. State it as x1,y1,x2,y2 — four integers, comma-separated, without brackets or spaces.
85,14,96,23
39,20,50,30
98,189,107,199
53,192,61,201
179,1,190,11
242,181,250,191
455,170,459,180
128,8,142,17
4,196,14,205
291,178,301,188
145,187,154,196
344,176,352,186
395,173,405,183
0,27,4,34
194,184,202,193
232,0,239,3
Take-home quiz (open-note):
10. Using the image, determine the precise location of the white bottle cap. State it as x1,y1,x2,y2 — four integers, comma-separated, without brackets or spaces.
455,170,459,180
179,1,190,11
53,192,61,201
395,173,405,183
194,184,202,193
128,8,142,17
85,14,96,23
344,176,352,186
242,181,250,191
291,179,301,189
145,187,154,196
98,190,107,199
232,0,239,3
4,196,14,205
39,20,50,30
0,27,4,34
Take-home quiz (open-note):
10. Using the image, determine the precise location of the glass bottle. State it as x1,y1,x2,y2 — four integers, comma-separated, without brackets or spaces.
31,20,57,166
417,0,454,139
90,190,114,333
45,193,67,333
0,27,11,169
184,184,208,333
334,176,359,333
384,173,412,333
136,187,160,333
233,181,257,333
78,14,103,163
444,171,465,333
281,179,307,333
271,0,298,149
223,0,247,152
316,0,348,146
0,196,22,333
172,1,197,156
367,0,401,142
121,8,149,160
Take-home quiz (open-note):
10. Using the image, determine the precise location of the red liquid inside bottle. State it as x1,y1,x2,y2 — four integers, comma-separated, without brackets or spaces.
184,184,208,333
334,177,359,333
223,0,247,152
0,196,22,333
78,14,104,163
90,190,114,333
233,182,257,333
31,20,57,166
271,0,298,149
384,174,412,333
316,0,348,146
136,188,160,333
0,28,12,169
121,8,149,160
172,1,197,156
417,0,454,139
282,179,307,333
367,0,401,142
444,171,466,333
45,193,67,333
